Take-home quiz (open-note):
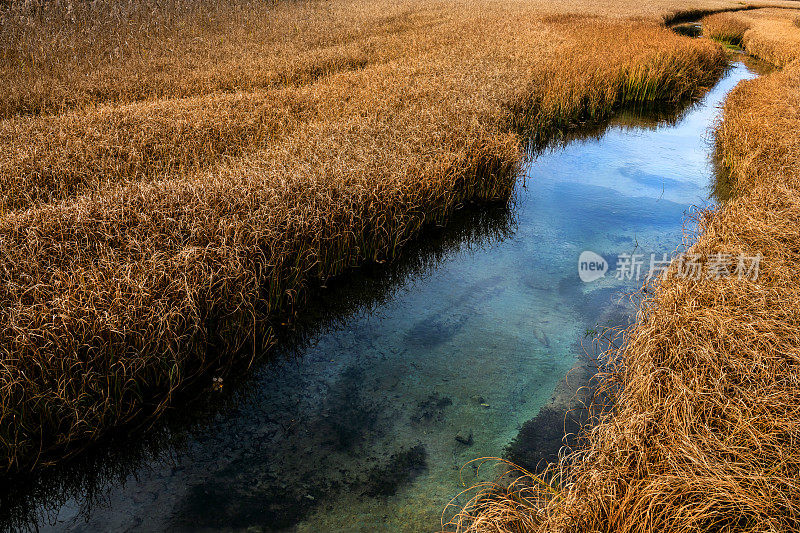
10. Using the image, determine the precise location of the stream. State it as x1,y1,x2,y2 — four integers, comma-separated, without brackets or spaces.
0,57,766,532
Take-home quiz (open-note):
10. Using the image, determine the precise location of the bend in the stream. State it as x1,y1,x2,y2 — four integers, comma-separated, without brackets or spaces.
0,58,762,533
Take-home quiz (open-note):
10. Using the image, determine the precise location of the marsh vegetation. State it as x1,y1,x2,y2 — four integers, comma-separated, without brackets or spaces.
2,0,800,532
0,0,731,472
2,53,756,533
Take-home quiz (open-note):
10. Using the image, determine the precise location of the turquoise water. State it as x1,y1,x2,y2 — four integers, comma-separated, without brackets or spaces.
6,60,760,532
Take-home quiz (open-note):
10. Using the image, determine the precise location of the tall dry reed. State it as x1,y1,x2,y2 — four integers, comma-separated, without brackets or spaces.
703,12,751,44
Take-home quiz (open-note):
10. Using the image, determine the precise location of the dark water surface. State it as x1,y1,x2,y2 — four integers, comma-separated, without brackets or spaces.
2,60,761,532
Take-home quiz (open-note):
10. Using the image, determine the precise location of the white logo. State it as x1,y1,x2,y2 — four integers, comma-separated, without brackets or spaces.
579,251,607,282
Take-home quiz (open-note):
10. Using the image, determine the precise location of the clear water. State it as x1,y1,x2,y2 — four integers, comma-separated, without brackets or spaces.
5,60,760,532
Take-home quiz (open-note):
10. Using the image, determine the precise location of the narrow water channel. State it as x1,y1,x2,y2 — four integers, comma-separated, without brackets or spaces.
5,59,763,532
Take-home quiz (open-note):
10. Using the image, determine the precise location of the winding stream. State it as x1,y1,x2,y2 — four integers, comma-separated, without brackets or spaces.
3,58,765,532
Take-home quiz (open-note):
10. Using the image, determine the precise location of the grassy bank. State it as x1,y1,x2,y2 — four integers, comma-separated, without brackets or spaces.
0,0,751,473
451,6,800,533
704,11,752,44
704,7,800,64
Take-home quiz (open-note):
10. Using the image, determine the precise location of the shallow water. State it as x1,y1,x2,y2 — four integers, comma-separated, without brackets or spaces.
7,60,759,532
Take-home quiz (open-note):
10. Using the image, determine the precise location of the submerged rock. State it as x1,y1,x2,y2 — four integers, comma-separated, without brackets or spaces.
455,431,474,446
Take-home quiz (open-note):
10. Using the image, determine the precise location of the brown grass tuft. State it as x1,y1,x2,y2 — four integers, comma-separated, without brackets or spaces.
443,459,553,533
703,12,751,44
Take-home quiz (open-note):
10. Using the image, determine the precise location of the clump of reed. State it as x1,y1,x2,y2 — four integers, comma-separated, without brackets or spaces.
450,9,800,533
0,0,728,472
703,12,750,45
443,459,551,533
704,8,800,67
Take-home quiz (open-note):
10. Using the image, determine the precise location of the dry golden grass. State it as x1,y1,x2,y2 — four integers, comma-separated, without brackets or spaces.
0,0,448,119
451,7,800,533
703,12,752,44
2,0,786,473
4,0,791,119
704,7,800,65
